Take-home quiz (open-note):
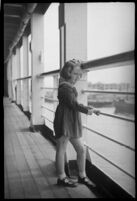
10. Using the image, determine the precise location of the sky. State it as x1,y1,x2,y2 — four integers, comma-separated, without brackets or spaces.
87,3,135,85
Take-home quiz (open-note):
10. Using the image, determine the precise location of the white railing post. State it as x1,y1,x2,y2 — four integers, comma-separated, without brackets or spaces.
30,13,45,126
16,48,21,105
11,53,18,102
7,57,12,101
22,36,29,111
53,74,58,111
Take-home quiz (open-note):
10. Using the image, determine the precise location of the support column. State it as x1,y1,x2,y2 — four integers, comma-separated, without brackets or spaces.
4,63,8,97
11,53,17,102
64,3,87,61
7,58,12,100
22,36,29,111
59,3,88,108
59,3,89,169
53,75,58,111
59,3,65,68
31,13,45,125
16,48,21,105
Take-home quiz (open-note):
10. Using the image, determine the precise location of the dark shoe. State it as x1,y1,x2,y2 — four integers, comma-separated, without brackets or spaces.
78,176,96,188
57,177,77,187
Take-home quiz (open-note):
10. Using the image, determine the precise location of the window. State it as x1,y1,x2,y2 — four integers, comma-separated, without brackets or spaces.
44,3,60,72
87,3,135,60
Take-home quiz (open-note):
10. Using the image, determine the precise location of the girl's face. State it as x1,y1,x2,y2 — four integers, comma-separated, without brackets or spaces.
69,66,82,84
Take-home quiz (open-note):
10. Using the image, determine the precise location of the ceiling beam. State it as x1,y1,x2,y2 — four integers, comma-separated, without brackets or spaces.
4,23,19,29
4,3,25,8
4,16,20,24
4,3,38,63
4,14,21,18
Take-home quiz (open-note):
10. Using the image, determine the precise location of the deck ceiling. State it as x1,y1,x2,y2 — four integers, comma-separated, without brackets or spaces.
4,3,51,63
4,3,27,62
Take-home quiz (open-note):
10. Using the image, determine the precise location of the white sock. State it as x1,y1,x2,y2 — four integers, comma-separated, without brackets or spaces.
58,173,66,180
79,171,86,178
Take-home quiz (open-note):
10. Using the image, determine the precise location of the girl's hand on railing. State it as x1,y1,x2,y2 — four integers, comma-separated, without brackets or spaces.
87,107,100,116
87,108,94,115
93,109,100,116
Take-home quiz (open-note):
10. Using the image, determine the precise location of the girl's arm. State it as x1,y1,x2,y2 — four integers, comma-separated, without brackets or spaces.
76,102,90,114
58,86,91,114
58,86,100,115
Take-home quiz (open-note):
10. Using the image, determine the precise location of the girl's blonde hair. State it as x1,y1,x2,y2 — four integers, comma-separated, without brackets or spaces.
60,59,83,80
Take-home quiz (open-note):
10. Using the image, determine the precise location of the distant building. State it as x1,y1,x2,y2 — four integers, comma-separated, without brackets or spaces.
88,82,134,92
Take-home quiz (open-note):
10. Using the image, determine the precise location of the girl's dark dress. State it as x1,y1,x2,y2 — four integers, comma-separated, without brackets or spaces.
54,79,89,139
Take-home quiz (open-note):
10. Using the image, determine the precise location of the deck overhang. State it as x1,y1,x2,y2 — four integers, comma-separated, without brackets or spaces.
4,3,51,63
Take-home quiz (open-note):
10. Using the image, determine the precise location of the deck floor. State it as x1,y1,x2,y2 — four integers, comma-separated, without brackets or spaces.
4,97,99,198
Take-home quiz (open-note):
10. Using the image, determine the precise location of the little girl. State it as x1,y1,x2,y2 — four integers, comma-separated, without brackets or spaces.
54,59,100,187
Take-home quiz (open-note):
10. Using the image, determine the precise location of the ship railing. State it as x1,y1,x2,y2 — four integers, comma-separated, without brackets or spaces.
82,90,135,123
41,97,135,179
39,50,135,197
16,76,32,81
41,99,135,181
81,50,135,196
14,75,32,112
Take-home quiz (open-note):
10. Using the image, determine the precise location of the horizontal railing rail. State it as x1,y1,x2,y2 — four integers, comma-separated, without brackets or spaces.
41,105,55,113
82,90,135,95
16,75,32,81
99,111,134,122
39,69,60,77
83,124,135,151
85,143,135,180
82,50,134,70
41,115,53,124
41,97,58,102
41,99,134,122
40,87,58,90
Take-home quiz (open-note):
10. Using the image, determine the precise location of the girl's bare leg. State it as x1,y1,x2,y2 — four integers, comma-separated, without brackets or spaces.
56,135,70,179
70,137,86,178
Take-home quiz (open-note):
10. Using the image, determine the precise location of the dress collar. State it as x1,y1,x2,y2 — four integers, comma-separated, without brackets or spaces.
59,77,74,88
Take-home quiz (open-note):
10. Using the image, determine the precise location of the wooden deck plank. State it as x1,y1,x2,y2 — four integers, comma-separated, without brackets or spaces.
21,132,70,198
4,102,41,198
9,109,56,198
5,155,25,198
17,133,56,198
11,134,41,198
27,132,96,198
4,120,25,199
4,165,10,199
23,133,85,198
4,98,98,198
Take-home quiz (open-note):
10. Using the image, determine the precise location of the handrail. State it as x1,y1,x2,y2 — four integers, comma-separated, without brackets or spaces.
40,87,58,90
41,105,55,113
43,97,58,102
83,124,135,151
39,69,60,77
81,51,134,70
82,90,135,95
39,51,135,186
85,144,135,180
16,76,32,81
41,98,134,122
99,112,134,122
